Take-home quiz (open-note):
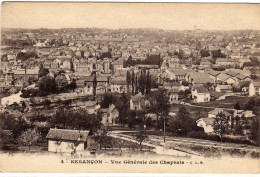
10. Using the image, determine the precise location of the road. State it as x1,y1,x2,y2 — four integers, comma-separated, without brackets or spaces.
108,131,194,157
108,131,260,154
176,102,236,111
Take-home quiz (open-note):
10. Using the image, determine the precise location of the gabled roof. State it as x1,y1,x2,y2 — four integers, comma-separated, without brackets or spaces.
216,73,232,81
197,118,215,126
235,73,249,80
206,70,220,77
225,70,239,77
193,85,209,93
216,85,232,90
131,92,145,102
46,129,89,142
171,69,187,76
208,108,231,117
85,101,98,107
85,76,108,82
113,59,124,65
110,77,126,85
252,81,260,87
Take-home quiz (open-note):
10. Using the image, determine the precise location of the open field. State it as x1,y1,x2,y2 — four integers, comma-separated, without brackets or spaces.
170,103,212,119
193,96,253,110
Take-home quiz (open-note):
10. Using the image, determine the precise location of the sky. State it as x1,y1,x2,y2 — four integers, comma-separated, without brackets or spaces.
1,2,260,30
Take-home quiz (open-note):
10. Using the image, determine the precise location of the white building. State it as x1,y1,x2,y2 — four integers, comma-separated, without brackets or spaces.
46,129,89,153
191,85,210,103
249,81,260,96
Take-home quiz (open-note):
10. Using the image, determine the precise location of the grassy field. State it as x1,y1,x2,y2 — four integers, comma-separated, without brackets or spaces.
170,103,212,119
193,96,252,109
165,142,260,158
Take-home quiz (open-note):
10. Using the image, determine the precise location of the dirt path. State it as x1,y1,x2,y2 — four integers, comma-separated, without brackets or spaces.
108,131,195,157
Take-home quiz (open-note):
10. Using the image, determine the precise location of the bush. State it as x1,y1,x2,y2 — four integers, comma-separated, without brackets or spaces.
250,151,260,158
187,131,221,141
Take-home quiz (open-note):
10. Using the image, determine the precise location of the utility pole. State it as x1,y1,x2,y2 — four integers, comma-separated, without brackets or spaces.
163,116,166,143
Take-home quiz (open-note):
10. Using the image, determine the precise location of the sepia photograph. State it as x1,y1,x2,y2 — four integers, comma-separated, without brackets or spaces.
0,2,259,174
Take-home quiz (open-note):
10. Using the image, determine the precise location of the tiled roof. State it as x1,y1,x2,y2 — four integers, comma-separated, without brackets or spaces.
110,77,126,85
46,129,89,142
252,81,260,87
193,85,209,93
209,108,231,117
206,70,220,77
200,118,215,126
131,92,144,102
216,73,232,81
217,85,232,90
225,70,239,77
235,73,249,80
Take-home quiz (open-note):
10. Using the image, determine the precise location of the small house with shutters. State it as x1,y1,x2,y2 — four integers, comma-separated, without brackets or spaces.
46,129,89,153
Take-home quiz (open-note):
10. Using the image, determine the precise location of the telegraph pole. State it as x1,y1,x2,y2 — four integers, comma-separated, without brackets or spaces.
163,116,166,143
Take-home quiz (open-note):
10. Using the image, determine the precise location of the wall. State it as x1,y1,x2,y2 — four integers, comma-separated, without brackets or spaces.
48,140,85,153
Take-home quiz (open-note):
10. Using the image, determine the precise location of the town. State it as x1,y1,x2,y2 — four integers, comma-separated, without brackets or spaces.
0,27,259,158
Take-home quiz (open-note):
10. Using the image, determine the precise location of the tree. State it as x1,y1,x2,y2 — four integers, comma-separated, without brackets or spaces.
93,74,97,100
50,108,101,134
38,67,49,78
211,49,226,58
200,49,210,58
93,132,113,150
131,70,135,95
213,112,230,140
249,118,259,146
145,71,151,94
101,93,114,108
234,102,241,110
55,74,68,92
149,89,170,130
178,49,184,59
18,128,41,151
168,106,196,135
139,69,146,95
126,70,131,94
135,75,138,95
233,116,244,136
42,99,51,110
38,76,56,96
135,128,148,150
204,82,214,91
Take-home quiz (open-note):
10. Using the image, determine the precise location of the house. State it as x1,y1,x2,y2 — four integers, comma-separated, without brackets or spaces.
187,72,214,85
130,92,147,111
225,70,240,78
162,82,188,91
83,76,109,94
168,89,179,104
110,77,127,93
215,58,237,66
171,69,187,81
85,101,100,114
13,68,39,81
235,73,251,83
216,73,237,85
191,85,210,103
206,70,221,81
196,118,215,133
208,108,232,118
215,84,233,93
46,129,89,153
101,104,119,126
200,61,212,68
113,59,124,72
197,108,232,133
233,110,256,119
249,81,260,96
